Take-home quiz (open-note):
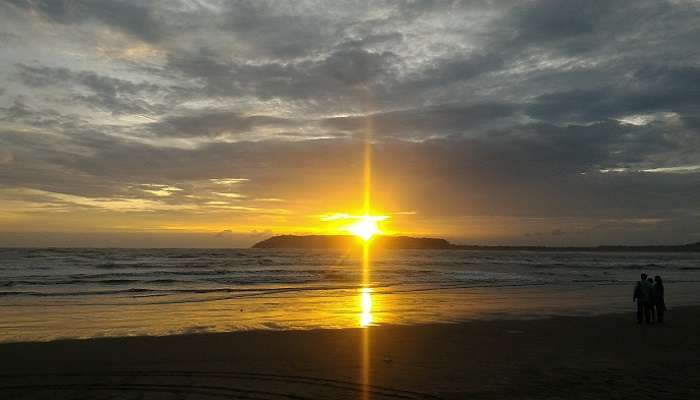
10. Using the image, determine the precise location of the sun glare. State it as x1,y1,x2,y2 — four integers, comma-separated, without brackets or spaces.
347,216,382,241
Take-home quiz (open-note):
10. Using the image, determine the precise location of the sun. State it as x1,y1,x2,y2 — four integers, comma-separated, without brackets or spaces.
347,216,382,241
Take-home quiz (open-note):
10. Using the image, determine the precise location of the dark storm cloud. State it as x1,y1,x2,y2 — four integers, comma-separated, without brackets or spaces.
319,48,398,86
17,64,165,115
164,46,505,108
220,1,335,58
166,47,399,101
504,0,614,54
18,64,160,94
150,111,301,138
397,53,504,95
526,65,700,123
499,0,700,56
322,102,519,138
6,0,164,42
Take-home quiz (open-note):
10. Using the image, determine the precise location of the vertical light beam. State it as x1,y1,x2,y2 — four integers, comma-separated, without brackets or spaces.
360,87,374,400
364,137,372,215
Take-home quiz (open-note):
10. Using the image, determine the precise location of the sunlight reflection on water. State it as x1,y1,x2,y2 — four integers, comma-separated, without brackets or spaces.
360,287,373,327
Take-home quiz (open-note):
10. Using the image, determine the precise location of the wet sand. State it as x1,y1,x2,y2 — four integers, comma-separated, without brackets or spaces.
0,306,698,399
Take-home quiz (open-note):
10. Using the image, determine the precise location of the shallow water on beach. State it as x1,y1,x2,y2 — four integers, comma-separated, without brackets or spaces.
1,248,699,342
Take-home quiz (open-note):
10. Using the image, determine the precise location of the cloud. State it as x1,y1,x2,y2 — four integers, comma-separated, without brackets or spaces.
0,148,13,164
165,47,399,103
498,0,700,58
210,179,249,185
322,102,519,138
140,184,183,197
149,111,299,138
16,64,165,115
6,0,165,42
525,66,700,124
503,0,612,54
394,53,504,97
2,0,700,245
219,1,335,58
215,229,232,238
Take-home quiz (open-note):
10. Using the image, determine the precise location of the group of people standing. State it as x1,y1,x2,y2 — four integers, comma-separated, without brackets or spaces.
633,273,665,324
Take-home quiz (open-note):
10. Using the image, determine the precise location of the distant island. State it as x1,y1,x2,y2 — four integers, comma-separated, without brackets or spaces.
252,235,452,249
252,235,700,252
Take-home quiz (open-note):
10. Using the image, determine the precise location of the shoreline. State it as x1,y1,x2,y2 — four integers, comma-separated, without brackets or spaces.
0,303,692,346
2,291,699,344
1,306,699,398
3,245,700,252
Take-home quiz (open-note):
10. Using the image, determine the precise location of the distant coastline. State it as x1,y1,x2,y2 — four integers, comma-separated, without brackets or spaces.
252,234,700,252
252,235,453,250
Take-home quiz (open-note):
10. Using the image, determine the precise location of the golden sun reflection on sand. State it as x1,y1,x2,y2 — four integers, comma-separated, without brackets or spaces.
360,237,373,400
360,287,373,327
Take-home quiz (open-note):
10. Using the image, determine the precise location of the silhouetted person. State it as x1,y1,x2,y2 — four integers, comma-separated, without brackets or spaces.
647,277,656,323
633,273,652,324
653,275,665,323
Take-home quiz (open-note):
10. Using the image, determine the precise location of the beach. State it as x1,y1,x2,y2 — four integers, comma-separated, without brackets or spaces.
1,306,698,399
2,248,698,398
3,248,700,343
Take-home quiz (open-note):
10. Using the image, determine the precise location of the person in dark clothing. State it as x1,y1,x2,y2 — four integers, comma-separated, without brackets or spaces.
647,277,656,323
633,273,652,324
653,275,666,323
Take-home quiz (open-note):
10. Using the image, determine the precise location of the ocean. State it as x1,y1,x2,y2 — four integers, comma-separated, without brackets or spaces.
1,248,699,342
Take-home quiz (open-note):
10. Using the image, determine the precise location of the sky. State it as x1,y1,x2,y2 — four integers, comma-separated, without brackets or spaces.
1,0,700,247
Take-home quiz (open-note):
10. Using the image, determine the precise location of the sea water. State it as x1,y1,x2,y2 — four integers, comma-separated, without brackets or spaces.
1,248,699,342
